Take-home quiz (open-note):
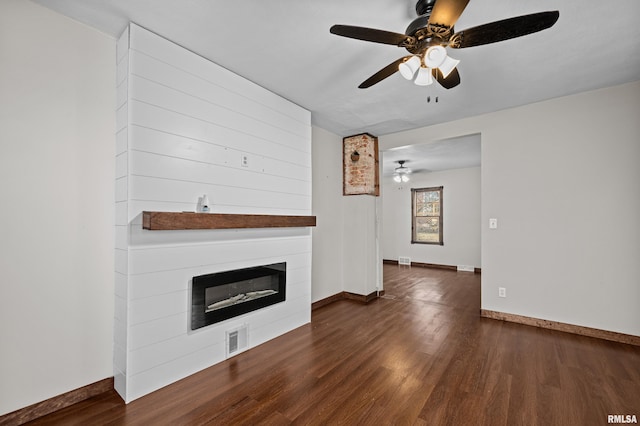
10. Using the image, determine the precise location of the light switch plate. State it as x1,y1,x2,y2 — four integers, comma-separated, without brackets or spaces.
489,218,498,229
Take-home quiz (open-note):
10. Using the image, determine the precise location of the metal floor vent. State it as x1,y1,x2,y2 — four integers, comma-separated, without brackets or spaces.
398,257,411,266
226,325,248,358
457,265,475,272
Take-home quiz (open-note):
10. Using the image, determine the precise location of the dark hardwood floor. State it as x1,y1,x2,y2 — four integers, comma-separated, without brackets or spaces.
26,265,640,425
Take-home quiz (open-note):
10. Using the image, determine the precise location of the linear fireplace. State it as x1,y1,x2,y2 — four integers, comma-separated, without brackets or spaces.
191,262,286,330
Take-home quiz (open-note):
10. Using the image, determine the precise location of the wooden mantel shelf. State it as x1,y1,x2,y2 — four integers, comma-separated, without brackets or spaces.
142,211,316,231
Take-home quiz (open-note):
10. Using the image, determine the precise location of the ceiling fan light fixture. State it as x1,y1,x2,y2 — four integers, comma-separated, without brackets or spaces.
399,55,421,80
393,173,410,183
439,55,459,79
424,45,447,69
414,67,433,86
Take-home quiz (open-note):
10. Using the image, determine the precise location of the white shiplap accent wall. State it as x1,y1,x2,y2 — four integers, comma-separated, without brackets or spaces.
114,24,312,403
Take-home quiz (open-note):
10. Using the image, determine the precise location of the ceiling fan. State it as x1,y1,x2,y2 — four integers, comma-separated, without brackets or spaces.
393,160,412,182
329,0,559,89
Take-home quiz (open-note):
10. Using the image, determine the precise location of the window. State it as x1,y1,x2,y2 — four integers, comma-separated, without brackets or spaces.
412,186,443,245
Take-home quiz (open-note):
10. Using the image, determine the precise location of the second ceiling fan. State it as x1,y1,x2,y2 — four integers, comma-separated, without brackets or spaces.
330,0,559,89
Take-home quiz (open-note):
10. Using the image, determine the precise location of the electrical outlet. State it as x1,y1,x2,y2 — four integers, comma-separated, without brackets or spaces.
498,287,506,298
241,154,249,167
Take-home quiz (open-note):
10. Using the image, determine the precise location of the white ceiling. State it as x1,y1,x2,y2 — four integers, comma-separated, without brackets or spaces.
31,0,640,139
382,133,481,177
30,0,638,172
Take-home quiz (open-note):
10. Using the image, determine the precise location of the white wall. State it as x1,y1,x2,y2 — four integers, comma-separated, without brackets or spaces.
0,0,115,415
382,167,481,268
115,24,313,402
380,81,640,337
311,127,344,301
342,196,381,296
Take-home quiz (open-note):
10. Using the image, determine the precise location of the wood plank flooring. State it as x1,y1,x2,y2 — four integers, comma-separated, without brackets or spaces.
25,265,640,425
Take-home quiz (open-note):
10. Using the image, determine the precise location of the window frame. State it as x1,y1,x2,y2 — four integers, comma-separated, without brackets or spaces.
411,186,444,245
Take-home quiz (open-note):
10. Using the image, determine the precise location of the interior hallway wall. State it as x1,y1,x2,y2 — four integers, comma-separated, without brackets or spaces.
382,166,481,269
0,0,115,415
380,81,640,337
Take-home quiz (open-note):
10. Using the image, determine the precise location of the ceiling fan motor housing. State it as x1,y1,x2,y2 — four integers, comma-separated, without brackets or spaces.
406,0,455,54
415,0,436,16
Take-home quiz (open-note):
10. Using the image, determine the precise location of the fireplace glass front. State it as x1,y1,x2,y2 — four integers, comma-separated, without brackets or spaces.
191,262,286,330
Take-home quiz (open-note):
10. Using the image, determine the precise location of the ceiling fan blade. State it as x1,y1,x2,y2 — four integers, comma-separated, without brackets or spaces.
359,56,411,88
433,68,460,89
428,0,470,28
330,25,413,46
450,11,559,48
